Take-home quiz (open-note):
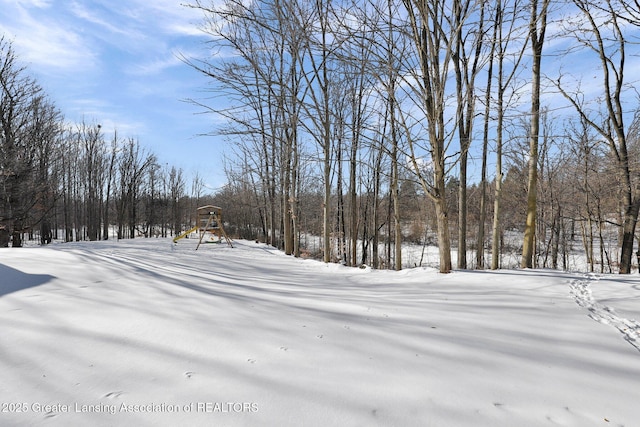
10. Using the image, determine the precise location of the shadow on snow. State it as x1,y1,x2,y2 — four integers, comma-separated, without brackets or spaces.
0,263,55,297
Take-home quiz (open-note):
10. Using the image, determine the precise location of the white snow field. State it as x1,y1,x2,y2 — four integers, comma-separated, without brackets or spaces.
1,238,639,427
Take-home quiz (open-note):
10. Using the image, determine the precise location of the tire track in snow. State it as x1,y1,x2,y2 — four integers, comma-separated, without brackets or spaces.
570,273,640,352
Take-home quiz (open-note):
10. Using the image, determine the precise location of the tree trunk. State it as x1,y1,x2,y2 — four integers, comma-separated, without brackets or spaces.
349,127,358,267
391,149,401,271
372,144,383,269
522,0,548,269
402,0,457,273
477,54,493,269
620,201,640,273
323,146,331,263
434,193,453,273
390,77,402,271
458,155,468,269
283,156,293,255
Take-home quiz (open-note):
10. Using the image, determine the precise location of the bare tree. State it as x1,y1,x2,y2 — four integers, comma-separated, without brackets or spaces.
29,95,62,245
102,131,118,240
169,166,186,236
555,0,638,273
477,4,497,270
333,3,378,267
75,121,107,241
185,0,307,255
295,0,342,263
114,138,153,239
489,0,528,270
401,0,466,273
521,0,550,269
0,37,60,247
373,0,405,270
453,0,487,269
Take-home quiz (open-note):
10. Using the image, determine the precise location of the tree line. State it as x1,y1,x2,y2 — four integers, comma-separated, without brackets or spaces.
0,36,212,247
182,0,640,274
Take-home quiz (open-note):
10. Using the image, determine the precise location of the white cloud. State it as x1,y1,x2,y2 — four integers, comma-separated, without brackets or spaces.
81,0,208,38
128,54,183,76
0,0,52,7
133,0,214,38
69,1,134,37
0,2,98,71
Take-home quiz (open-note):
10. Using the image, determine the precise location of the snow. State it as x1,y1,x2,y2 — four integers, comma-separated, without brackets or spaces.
1,238,639,426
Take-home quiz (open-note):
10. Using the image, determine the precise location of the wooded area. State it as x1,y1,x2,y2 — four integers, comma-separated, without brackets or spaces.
2,0,640,274
0,36,208,247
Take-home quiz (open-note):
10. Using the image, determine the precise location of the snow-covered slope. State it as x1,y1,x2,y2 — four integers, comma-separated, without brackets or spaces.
1,239,639,426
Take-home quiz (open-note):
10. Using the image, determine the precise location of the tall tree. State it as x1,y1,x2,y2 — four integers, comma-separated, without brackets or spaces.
453,0,487,269
297,0,340,263
169,166,186,236
556,0,638,273
477,1,497,269
521,0,550,268
29,95,62,245
115,138,152,239
186,0,306,254
402,0,462,273
0,37,58,247
334,2,377,267
103,131,118,240
76,121,106,241
491,0,527,270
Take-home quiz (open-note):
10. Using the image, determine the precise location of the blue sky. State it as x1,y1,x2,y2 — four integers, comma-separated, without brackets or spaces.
0,0,229,191
2,1,639,193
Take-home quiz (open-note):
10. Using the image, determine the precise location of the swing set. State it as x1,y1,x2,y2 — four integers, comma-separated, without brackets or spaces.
173,205,233,249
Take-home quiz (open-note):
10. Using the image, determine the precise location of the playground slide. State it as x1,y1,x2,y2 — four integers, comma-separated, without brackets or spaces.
173,226,198,243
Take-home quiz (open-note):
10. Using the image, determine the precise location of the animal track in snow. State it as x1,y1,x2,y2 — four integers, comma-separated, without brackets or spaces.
570,274,640,352
103,391,125,399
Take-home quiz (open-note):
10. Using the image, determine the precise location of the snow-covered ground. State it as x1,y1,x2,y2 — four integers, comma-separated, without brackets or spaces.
1,238,639,426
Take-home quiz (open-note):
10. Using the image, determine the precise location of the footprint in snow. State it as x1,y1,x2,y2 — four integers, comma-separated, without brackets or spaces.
103,391,125,399
570,276,640,352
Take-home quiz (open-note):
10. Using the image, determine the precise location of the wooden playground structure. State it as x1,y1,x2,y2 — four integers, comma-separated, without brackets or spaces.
173,205,233,249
